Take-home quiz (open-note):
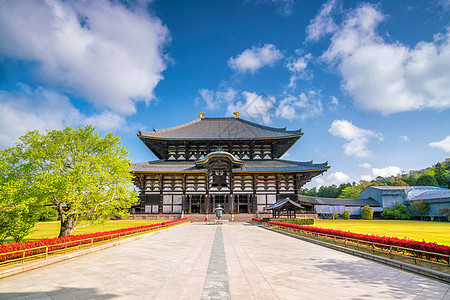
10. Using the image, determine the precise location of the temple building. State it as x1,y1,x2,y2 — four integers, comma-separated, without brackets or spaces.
131,113,329,215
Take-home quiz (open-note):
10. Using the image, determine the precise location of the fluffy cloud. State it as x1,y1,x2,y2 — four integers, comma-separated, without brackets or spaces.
228,44,283,73
0,86,125,148
359,163,372,168
306,0,338,41
361,166,402,181
329,120,383,158
399,135,409,142
286,53,312,88
429,136,450,152
313,171,350,187
198,88,238,110
227,91,275,124
275,90,323,120
319,3,450,114
0,0,169,115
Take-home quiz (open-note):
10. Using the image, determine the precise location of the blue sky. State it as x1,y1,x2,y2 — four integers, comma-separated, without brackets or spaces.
0,0,449,187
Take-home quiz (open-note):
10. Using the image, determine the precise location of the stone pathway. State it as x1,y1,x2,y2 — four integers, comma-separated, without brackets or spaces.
0,223,448,299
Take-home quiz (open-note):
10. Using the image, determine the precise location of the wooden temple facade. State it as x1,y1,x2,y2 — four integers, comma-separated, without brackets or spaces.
131,113,329,214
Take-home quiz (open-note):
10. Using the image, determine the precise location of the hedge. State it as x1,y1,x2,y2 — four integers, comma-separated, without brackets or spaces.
269,218,314,225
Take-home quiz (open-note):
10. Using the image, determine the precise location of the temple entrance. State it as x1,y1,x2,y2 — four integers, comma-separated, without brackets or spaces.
188,195,205,213
235,194,251,213
210,195,228,213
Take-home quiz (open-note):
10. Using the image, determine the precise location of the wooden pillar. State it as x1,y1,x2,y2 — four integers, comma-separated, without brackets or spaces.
188,195,192,213
158,174,163,214
205,195,210,214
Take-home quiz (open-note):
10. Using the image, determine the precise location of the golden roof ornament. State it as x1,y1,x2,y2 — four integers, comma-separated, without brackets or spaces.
198,112,205,119
234,112,240,118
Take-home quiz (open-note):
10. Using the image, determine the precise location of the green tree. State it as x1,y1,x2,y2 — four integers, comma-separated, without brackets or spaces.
416,174,438,186
342,210,350,220
0,146,42,243
410,200,430,220
434,162,447,186
11,126,137,237
361,206,373,220
392,180,408,186
339,186,360,198
381,201,412,220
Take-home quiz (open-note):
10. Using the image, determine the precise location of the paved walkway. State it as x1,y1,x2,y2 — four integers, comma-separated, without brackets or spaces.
0,223,449,299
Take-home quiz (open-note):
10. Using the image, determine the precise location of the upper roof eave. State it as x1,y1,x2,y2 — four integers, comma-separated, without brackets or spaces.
138,117,302,140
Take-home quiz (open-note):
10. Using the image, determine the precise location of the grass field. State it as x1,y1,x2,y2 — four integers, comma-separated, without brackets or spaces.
3,220,161,243
313,219,450,246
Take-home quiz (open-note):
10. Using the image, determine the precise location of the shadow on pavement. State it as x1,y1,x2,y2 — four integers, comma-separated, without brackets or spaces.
0,287,117,299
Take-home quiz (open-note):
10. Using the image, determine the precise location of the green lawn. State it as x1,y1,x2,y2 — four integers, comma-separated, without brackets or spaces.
313,219,450,246
4,220,161,243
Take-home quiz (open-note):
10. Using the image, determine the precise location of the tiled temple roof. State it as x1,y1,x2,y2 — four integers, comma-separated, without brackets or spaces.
131,159,329,173
138,117,302,140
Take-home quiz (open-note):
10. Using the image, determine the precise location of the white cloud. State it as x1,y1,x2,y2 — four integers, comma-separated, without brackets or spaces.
429,136,450,152
399,135,409,142
328,96,339,111
329,119,383,158
306,0,339,41
252,0,295,16
359,163,372,168
198,87,238,111
313,171,350,187
320,3,450,114
0,0,169,115
228,44,283,73
0,86,125,148
276,90,323,120
227,91,275,124
361,165,402,180
286,53,312,88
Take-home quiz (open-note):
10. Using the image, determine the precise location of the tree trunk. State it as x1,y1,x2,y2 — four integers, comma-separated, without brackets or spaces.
59,216,78,237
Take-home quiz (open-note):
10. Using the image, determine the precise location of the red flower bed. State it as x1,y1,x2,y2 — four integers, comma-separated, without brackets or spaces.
252,218,263,222
0,218,188,263
267,221,450,260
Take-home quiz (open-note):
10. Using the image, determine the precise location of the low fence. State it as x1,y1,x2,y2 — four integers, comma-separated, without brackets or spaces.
267,221,450,267
0,218,188,268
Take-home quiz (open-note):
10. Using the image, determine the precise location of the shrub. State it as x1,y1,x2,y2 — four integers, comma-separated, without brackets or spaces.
381,201,412,220
269,218,314,225
331,212,339,220
342,210,350,220
361,206,373,220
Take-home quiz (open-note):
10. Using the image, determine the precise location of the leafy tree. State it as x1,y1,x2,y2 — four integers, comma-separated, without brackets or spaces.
342,210,350,220
392,180,408,186
381,201,412,220
437,207,449,222
11,126,137,237
410,200,430,220
39,206,59,222
339,186,360,198
0,146,42,243
361,206,373,220
416,174,438,186
434,162,447,186
401,175,417,186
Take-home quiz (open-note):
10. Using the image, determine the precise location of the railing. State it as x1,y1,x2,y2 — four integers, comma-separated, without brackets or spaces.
0,219,188,268
268,222,450,267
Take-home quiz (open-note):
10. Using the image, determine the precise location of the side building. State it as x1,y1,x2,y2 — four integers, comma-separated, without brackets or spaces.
360,186,450,219
131,113,329,215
